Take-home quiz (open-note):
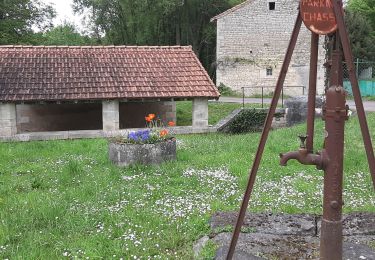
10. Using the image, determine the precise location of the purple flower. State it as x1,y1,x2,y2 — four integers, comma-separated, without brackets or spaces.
141,134,150,141
128,130,151,142
128,132,138,141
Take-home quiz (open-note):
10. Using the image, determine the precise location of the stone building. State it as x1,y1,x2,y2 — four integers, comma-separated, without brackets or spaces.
0,45,219,140
211,0,326,96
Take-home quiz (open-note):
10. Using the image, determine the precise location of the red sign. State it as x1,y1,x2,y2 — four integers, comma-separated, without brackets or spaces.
300,0,338,35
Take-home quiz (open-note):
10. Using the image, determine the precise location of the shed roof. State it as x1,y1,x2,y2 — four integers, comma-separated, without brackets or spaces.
0,45,219,102
211,0,253,22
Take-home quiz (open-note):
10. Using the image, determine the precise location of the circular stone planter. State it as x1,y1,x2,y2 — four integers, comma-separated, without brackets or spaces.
108,138,176,167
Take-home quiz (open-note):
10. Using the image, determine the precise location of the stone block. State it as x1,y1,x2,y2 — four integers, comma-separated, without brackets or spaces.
0,103,16,119
0,118,16,128
192,98,208,128
68,130,102,139
102,100,119,131
28,131,69,141
102,100,119,111
0,127,14,137
108,138,176,167
0,103,17,136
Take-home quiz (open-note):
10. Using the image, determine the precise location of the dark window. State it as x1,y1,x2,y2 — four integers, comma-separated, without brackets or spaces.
269,2,275,10
266,67,273,76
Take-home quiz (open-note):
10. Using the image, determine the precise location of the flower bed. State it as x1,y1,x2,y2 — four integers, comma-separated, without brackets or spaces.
108,114,176,166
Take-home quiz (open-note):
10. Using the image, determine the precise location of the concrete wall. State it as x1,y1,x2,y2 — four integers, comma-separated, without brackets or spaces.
119,101,176,129
17,103,102,132
216,0,325,95
0,103,17,136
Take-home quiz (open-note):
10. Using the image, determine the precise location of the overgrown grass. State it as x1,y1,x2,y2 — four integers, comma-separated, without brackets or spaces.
176,101,262,126
0,115,374,259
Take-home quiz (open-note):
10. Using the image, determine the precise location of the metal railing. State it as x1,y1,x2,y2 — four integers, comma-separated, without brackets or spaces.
342,59,375,97
241,85,306,108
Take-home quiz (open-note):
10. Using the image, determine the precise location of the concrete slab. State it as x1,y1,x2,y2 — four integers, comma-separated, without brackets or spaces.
210,212,317,236
209,212,375,259
213,233,375,260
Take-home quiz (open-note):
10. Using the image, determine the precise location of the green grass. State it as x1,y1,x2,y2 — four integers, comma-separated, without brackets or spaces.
0,115,374,259
346,95,375,101
363,96,375,101
176,101,263,126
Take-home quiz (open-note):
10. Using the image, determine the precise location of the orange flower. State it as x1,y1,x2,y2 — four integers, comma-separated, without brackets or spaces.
145,116,151,122
148,114,156,120
160,129,168,137
168,121,175,126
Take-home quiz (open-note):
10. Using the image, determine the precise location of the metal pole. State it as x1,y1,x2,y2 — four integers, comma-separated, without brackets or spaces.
281,86,284,108
320,47,346,260
306,32,319,152
332,0,375,189
242,87,245,109
262,87,264,108
226,13,303,259
356,58,359,78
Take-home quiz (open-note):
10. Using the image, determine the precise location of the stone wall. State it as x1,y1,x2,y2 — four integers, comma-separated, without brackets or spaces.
216,0,326,95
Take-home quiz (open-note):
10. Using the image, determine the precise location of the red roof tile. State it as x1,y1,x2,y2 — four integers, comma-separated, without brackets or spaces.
0,45,219,102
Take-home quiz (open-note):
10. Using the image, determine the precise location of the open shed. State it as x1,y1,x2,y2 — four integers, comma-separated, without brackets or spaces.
0,45,219,139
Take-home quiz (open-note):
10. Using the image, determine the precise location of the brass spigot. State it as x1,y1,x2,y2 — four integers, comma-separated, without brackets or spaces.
298,135,308,149
279,135,329,170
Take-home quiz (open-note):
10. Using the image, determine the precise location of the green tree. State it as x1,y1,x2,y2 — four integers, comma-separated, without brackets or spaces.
348,0,375,30
0,0,55,44
345,8,375,60
40,23,94,46
72,0,245,77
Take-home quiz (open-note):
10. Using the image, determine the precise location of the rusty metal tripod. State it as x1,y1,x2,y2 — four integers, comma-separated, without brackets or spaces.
226,1,375,259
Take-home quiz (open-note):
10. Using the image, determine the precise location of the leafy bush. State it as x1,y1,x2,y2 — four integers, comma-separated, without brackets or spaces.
217,83,240,96
226,109,267,134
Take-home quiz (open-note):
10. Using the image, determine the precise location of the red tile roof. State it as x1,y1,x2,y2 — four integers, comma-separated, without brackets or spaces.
0,45,219,102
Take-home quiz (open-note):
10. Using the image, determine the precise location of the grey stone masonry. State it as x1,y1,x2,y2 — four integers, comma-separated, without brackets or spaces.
192,98,209,128
215,0,326,95
0,103,17,136
102,100,119,131
108,138,176,167
162,101,177,124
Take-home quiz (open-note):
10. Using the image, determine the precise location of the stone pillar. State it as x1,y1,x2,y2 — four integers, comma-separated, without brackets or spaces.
0,103,17,136
102,100,119,131
163,101,176,124
192,98,208,128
